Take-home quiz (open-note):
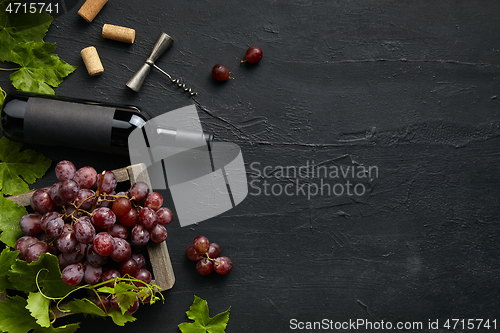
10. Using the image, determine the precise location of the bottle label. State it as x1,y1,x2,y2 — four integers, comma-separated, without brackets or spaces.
24,97,115,150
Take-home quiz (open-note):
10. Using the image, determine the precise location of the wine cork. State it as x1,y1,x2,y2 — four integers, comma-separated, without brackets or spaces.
78,0,108,23
102,24,135,44
81,46,104,76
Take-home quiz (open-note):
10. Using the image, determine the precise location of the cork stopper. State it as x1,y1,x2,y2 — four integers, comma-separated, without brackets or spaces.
81,46,104,76
102,24,135,44
78,0,108,23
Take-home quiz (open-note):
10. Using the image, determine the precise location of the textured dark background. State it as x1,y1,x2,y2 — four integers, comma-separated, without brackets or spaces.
1,0,500,332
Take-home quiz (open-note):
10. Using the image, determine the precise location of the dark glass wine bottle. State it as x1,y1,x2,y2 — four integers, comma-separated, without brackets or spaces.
1,91,150,155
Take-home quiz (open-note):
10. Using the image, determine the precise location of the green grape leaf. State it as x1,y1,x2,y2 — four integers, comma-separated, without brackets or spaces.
8,252,75,297
62,298,137,326
178,296,231,333
0,136,51,195
61,298,106,317
0,0,53,62
33,323,81,333
9,42,77,94
26,292,51,328
114,282,138,314
0,194,27,247
0,247,18,291
0,295,80,333
107,309,137,326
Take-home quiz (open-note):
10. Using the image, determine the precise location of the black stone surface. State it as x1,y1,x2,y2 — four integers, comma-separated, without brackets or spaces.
1,0,499,332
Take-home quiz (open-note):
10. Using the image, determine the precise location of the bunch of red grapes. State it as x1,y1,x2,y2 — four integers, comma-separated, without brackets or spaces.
186,236,233,276
14,160,173,312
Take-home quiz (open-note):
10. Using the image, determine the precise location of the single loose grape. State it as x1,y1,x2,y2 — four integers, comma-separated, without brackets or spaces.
212,64,230,81
245,46,263,63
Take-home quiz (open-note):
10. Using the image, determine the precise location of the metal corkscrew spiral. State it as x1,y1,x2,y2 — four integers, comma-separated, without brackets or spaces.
152,64,197,96
126,32,197,96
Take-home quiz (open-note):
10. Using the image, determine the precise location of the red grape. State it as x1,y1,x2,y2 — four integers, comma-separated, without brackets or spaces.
19,213,42,236
57,231,77,253
110,237,132,262
150,224,167,243
156,207,173,225
139,207,157,229
92,295,110,312
25,242,51,263
15,236,39,260
93,232,115,256
131,253,146,268
101,268,121,287
186,244,203,261
196,258,213,275
74,217,96,244
129,182,149,202
193,235,210,255
113,197,132,216
86,244,108,266
212,64,230,81
62,243,87,264
245,46,263,63
133,268,152,287
41,211,60,231
120,257,138,276
73,166,97,189
59,179,80,202
118,208,139,227
144,192,163,211
126,297,140,314
55,160,76,182
207,243,221,259
92,207,116,229
44,217,64,238
214,256,233,275
107,223,129,239
49,183,64,206
131,224,150,246
74,189,96,211
31,189,57,214
61,263,84,286
83,261,102,284
97,171,117,194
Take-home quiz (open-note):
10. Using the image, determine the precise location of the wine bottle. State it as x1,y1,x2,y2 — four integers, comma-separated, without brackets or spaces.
1,91,151,155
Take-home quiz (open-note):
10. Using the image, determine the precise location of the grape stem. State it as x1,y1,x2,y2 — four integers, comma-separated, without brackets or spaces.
91,171,107,211
201,253,220,265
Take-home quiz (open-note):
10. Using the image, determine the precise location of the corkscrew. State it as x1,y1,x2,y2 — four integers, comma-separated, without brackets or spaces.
126,32,197,96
